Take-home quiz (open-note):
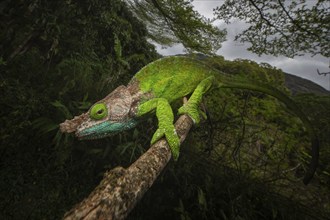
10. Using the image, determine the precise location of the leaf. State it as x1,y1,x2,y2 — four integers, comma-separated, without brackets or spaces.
197,187,207,211
119,142,134,155
32,117,59,135
0,56,6,66
51,100,72,118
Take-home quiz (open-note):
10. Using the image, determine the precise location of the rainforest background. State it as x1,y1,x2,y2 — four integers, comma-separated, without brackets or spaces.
0,0,330,219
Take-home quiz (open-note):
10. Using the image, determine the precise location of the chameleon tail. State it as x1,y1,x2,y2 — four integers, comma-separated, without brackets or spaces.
218,78,319,185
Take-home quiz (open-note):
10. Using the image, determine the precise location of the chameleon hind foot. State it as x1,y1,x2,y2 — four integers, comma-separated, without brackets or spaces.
178,76,214,124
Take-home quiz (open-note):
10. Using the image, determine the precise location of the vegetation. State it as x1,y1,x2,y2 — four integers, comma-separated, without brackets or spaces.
215,0,330,57
0,0,159,218
129,0,329,57
128,0,226,54
0,0,329,219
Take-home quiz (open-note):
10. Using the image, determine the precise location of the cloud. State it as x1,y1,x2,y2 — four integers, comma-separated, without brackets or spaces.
155,44,185,56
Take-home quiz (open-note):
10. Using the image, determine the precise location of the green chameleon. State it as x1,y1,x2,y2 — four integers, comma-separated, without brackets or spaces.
60,56,318,184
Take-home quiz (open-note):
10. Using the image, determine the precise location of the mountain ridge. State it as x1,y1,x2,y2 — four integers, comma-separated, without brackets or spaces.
284,72,330,96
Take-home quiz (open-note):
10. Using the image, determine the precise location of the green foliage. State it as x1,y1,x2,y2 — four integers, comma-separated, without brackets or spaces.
206,56,287,89
214,0,329,57
128,0,226,54
293,94,330,185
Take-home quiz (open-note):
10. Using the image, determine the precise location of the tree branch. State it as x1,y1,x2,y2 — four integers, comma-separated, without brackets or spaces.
246,0,292,41
247,0,275,28
277,0,319,39
63,114,194,220
7,29,41,62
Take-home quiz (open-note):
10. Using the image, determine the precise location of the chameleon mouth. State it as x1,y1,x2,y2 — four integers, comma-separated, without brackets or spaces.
75,121,118,140
77,132,117,140
75,120,139,140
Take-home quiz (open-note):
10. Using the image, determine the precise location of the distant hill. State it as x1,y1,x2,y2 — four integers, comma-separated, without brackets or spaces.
284,73,330,96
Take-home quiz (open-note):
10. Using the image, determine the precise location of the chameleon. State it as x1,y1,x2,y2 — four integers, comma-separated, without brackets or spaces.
60,56,319,184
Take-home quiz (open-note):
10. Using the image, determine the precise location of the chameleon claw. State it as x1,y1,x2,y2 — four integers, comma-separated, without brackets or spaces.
165,129,180,161
151,128,164,145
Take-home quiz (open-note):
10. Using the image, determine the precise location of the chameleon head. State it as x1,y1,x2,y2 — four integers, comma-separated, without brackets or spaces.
75,102,138,140
60,85,138,140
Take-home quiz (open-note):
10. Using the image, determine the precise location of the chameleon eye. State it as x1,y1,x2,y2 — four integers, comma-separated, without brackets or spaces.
90,103,108,120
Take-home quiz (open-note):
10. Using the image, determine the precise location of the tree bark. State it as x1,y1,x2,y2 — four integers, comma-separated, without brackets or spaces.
63,114,194,220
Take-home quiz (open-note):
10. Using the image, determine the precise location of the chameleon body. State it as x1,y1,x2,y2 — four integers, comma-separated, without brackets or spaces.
60,56,318,184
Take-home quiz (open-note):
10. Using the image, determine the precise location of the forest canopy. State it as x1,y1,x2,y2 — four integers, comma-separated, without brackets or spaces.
128,0,329,57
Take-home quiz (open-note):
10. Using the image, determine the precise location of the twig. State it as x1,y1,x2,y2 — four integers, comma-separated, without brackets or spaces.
317,69,330,76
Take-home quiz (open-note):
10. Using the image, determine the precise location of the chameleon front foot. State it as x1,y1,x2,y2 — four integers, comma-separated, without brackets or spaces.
137,97,181,160
151,124,180,160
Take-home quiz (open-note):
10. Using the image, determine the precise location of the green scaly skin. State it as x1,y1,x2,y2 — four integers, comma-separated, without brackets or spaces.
60,56,318,184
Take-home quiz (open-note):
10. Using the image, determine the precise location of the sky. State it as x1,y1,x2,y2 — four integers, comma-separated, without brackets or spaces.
155,0,330,90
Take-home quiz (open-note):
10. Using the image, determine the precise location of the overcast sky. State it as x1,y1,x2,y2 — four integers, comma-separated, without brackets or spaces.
155,0,330,90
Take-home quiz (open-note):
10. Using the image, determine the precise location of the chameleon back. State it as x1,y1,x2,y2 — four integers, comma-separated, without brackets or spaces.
132,56,215,102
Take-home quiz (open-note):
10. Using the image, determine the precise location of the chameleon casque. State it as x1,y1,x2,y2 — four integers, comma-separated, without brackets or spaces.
60,56,319,184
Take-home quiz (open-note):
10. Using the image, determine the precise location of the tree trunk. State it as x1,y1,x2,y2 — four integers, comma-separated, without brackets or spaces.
63,114,194,220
